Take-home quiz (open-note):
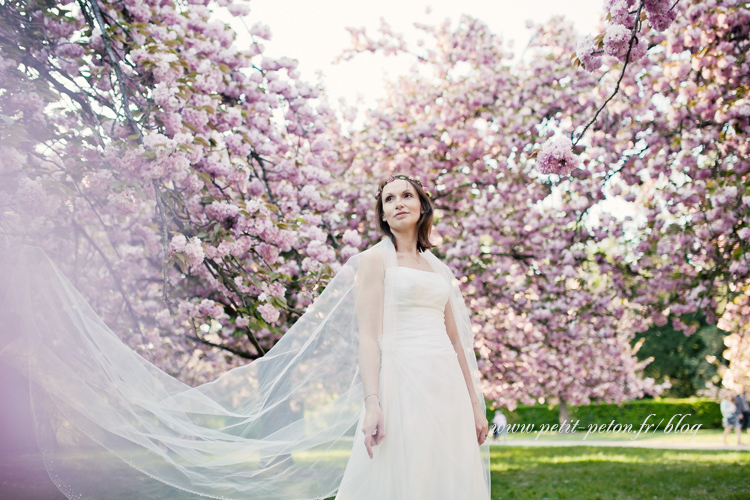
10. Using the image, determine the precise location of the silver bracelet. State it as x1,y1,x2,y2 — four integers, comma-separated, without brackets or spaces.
364,393,379,402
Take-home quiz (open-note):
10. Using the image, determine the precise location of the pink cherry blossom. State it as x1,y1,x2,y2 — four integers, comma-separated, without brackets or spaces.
576,35,603,72
184,238,205,267
603,23,632,58
257,303,280,324
535,136,580,176
170,234,188,253
607,0,635,26
249,22,272,40
643,0,671,16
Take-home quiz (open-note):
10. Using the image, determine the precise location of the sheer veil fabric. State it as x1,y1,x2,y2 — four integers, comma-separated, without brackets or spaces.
0,237,490,499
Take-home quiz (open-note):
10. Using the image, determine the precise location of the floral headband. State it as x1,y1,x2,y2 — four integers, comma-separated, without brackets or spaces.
374,174,432,200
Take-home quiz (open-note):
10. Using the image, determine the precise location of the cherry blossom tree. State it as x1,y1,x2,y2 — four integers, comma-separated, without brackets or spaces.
0,0,355,384
331,15,662,410
565,0,750,395
3,0,747,409
330,0,750,406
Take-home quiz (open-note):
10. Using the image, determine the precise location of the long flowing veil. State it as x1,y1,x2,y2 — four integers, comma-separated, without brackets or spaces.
0,237,490,499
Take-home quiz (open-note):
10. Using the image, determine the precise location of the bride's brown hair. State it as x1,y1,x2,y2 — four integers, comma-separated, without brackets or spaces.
374,173,436,252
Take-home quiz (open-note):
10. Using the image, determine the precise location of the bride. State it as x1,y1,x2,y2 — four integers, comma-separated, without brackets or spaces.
335,174,490,499
0,174,491,499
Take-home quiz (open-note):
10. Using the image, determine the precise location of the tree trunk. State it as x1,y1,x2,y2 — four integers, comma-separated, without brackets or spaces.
558,398,572,433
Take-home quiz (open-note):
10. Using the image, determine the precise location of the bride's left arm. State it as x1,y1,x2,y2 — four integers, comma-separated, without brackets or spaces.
444,299,489,445
444,300,481,409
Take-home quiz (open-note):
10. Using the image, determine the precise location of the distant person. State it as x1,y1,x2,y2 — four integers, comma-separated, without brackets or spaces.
492,411,507,442
721,392,741,445
734,392,750,439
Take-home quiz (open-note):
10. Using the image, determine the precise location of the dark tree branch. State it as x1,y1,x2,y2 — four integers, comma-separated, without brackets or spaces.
71,220,141,332
185,334,259,360
80,0,140,136
572,1,645,147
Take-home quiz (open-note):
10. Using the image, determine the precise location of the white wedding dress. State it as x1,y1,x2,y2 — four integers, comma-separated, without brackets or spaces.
0,240,490,499
335,266,490,499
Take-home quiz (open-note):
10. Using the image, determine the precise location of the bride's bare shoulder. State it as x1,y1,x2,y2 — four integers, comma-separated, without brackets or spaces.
359,245,384,267
353,244,386,281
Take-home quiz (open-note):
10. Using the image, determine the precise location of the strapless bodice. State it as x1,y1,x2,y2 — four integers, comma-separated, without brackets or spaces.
381,266,452,353
385,266,449,312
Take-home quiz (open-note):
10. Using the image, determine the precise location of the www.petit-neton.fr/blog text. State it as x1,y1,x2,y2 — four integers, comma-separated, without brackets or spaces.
490,414,702,441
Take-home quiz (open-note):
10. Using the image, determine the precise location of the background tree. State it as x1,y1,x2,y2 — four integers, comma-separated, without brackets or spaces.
330,15,662,410
631,310,726,397
331,0,750,407
3,0,747,410
0,0,355,384
565,0,750,396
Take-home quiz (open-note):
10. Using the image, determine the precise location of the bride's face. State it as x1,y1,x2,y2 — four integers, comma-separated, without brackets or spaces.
381,179,422,230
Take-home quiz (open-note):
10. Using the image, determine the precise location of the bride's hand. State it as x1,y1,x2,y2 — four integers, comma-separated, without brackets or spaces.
473,405,489,445
362,403,385,459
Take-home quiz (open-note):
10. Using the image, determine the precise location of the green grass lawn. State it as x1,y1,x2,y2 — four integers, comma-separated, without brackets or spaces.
487,445,749,500
3,445,748,499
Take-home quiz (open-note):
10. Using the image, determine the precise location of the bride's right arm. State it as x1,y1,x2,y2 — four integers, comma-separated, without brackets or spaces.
354,251,385,401
353,251,386,457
